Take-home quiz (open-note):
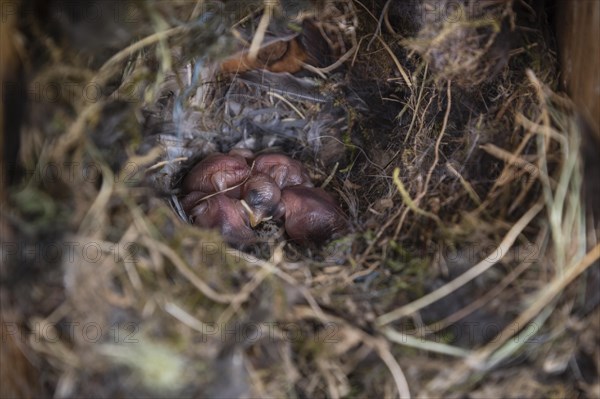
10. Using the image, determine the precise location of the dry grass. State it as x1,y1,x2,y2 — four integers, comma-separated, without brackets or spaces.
2,0,598,398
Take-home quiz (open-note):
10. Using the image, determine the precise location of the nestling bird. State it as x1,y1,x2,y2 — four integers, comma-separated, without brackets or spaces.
253,153,313,188
180,190,208,215
228,148,254,161
240,173,282,227
183,192,257,246
181,150,347,245
182,152,251,197
278,186,348,243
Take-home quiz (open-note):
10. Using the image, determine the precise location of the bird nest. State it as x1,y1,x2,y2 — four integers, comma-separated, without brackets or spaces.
2,1,599,398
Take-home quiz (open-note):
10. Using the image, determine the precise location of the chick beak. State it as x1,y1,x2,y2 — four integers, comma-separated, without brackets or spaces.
240,200,272,227
240,199,261,227
249,212,262,228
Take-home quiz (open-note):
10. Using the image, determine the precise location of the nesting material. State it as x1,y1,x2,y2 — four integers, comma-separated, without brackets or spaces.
3,1,599,398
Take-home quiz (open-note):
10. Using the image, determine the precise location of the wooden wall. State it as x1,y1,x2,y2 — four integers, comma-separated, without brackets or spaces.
556,0,600,137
